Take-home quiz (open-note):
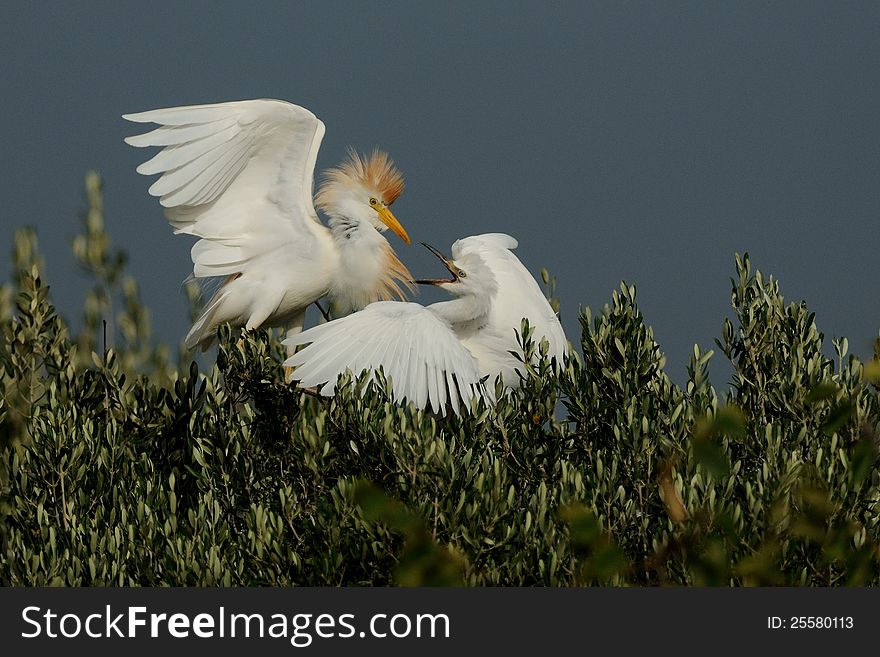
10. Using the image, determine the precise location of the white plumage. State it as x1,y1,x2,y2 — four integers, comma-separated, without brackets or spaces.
124,98,413,350
451,234,568,387
285,301,486,416
284,233,568,415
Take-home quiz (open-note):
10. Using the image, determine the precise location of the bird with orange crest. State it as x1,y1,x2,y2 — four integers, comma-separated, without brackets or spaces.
124,99,413,351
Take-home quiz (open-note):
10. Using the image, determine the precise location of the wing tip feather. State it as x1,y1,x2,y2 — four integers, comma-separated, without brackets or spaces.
122,111,157,123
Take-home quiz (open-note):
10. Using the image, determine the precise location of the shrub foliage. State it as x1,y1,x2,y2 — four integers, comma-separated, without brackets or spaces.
1,173,878,586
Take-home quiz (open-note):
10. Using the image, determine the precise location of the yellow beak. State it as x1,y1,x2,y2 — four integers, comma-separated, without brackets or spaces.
376,206,411,244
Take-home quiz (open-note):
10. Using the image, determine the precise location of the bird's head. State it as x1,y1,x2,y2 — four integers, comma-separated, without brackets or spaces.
415,243,497,298
315,149,410,244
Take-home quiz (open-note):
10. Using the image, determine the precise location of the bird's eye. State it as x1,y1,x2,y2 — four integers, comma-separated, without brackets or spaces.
369,197,378,206
458,270,467,278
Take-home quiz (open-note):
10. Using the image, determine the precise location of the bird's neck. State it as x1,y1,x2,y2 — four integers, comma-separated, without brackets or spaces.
430,294,492,329
327,220,413,316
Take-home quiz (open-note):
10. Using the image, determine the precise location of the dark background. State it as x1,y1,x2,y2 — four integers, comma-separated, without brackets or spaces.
2,2,878,383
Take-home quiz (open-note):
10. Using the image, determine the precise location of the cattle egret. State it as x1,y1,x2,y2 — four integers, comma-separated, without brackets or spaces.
284,233,568,415
123,98,414,350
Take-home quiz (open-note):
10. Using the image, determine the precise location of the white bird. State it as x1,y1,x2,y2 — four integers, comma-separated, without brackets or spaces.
284,233,568,415
123,98,414,350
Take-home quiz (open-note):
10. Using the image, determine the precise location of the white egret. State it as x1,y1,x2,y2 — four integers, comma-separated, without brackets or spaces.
284,233,568,415
123,98,414,350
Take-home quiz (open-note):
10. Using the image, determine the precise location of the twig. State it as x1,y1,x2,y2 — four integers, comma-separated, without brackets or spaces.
296,385,330,402
59,467,69,531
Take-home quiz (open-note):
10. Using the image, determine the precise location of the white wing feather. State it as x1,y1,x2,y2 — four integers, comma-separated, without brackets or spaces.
125,99,336,348
124,99,328,279
284,302,485,416
452,233,568,384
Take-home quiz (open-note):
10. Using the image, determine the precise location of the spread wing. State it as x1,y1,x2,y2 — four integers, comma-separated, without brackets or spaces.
284,301,486,416
452,233,568,384
123,98,327,279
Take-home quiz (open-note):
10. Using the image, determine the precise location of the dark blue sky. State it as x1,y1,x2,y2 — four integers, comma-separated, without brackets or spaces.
2,2,879,384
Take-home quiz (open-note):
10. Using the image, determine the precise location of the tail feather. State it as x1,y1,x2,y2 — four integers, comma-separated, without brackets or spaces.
184,286,228,351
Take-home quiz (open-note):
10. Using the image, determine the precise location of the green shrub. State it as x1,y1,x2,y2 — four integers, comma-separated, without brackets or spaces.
0,173,877,586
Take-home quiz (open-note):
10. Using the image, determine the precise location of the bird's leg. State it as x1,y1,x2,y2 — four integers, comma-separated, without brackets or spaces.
313,300,331,323
283,312,307,383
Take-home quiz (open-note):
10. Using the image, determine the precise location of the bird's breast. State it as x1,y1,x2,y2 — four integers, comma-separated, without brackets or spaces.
328,234,408,315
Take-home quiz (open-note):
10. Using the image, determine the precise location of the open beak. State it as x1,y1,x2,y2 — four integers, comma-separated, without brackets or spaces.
414,242,459,285
376,206,411,244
